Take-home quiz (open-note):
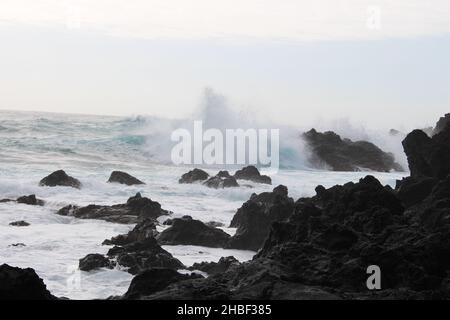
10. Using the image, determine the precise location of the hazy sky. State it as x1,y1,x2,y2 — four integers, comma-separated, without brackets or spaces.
0,0,449,129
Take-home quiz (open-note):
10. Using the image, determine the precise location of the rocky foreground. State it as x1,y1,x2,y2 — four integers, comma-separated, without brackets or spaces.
2,116,450,300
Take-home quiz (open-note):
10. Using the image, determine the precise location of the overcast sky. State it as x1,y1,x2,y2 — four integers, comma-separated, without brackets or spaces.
0,0,449,129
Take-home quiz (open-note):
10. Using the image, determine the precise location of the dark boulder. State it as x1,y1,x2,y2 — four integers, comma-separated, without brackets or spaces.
56,193,168,224
303,129,403,172
108,171,145,185
107,237,184,275
179,168,209,184
103,219,158,246
402,124,450,179
122,268,203,299
39,170,81,189
79,254,113,272
0,264,56,300
227,185,294,251
157,216,230,248
234,166,271,184
17,194,44,206
9,220,30,227
203,174,239,189
188,256,240,276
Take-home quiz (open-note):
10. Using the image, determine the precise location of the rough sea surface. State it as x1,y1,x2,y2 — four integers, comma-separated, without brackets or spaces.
0,110,407,299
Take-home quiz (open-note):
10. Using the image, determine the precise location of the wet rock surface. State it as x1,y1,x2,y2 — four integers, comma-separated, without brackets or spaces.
303,129,403,172
56,193,169,224
79,254,113,272
1,194,45,206
179,168,209,184
203,171,239,189
234,166,272,184
39,170,81,189
16,194,45,206
108,171,145,185
157,216,231,248
9,220,30,227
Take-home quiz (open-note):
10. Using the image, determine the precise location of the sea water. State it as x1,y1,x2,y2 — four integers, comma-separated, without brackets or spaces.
0,110,407,299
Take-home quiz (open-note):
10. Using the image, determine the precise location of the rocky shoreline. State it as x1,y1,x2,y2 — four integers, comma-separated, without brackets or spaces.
2,116,450,300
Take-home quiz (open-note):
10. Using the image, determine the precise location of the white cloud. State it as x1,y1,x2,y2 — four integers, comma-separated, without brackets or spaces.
1,0,450,41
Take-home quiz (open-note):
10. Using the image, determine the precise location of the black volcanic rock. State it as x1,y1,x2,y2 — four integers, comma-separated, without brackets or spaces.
303,129,403,172
188,256,240,276
79,254,113,272
108,171,145,185
17,194,44,206
9,220,30,227
396,176,438,207
157,216,230,248
402,125,450,179
234,166,272,184
227,185,294,251
0,264,56,300
39,170,81,188
433,113,450,135
56,193,168,224
203,172,239,189
179,168,209,184
122,268,203,299
103,219,158,246
107,238,184,275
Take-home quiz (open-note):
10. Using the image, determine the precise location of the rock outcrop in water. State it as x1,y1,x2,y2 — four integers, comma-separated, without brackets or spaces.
227,185,294,251
79,254,113,272
157,216,231,248
56,193,169,224
39,170,81,189
1,194,44,206
303,129,403,172
203,171,239,189
108,171,145,185
9,220,30,227
0,264,57,300
179,168,209,184
17,194,44,206
234,166,272,184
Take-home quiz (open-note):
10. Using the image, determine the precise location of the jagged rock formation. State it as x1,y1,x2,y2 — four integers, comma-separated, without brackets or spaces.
303,129,403,172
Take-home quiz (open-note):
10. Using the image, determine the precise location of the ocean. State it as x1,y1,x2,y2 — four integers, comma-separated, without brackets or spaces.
0,110,407,299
